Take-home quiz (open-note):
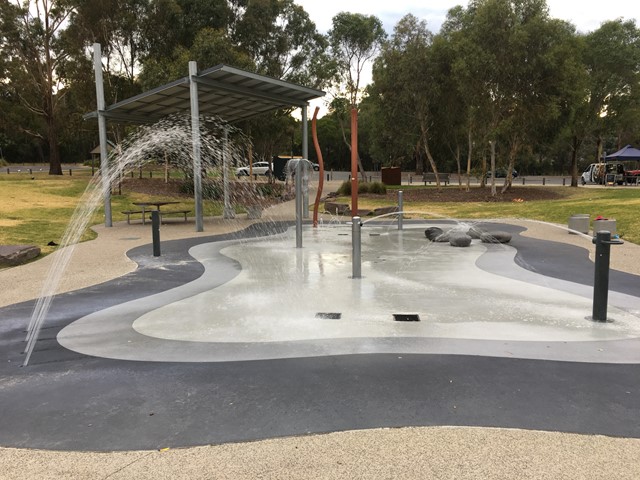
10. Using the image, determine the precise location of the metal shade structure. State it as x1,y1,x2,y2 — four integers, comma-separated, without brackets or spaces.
86,44,324,231
605,145,640,161
84,64,325,125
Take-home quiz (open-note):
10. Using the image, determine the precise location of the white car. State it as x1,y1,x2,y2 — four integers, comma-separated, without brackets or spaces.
236,161,272,176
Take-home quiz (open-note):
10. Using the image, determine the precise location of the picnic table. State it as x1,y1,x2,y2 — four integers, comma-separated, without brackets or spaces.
127,201,180,225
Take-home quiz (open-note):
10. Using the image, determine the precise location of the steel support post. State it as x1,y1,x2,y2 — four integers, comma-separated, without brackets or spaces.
93,43,112,227
189,61,204,232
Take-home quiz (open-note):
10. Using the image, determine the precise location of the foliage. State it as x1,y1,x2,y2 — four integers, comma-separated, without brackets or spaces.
1,0,75,174
328,12,386,106
1,0,639,188
336,180,351,196
179,179,223,199
335,180,387,195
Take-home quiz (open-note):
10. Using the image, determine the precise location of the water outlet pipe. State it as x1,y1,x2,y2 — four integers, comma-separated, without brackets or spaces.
151,211,161,256
352,216,362,278
398,190,404,230
295,161,303,248
591,230,623,321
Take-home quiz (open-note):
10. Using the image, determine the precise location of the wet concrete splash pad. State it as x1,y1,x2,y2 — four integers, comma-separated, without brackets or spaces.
57,223,640,363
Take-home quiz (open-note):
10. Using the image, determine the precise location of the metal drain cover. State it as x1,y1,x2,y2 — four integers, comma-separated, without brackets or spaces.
316,313,342,319
393,313,420,322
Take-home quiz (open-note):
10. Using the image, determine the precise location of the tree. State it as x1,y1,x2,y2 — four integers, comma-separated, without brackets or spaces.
444,0,582,193
328,12,386,181
1,0,75,174
371,15,445,184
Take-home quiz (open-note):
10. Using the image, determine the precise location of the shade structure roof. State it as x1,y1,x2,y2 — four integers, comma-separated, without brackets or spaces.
605,145,640,161
84,64,325,125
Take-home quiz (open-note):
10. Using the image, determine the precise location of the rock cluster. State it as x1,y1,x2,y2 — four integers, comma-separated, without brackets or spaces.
424,227,512,247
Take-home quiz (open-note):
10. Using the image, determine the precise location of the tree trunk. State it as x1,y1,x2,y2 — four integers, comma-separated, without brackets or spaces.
466,127,473,192
501,138,519,194
337,112,367,182
489,141,496,196
455,143,462,188
47,117,62,175
420,120,440,188
570,135,581,187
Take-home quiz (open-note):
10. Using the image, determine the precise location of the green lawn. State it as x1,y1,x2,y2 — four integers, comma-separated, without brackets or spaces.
0,172,225,256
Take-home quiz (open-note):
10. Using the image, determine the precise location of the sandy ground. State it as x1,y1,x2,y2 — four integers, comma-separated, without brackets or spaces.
2,427,640,480
1,192,640,478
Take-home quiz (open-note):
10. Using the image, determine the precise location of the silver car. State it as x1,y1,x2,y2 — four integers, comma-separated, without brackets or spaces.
235,161,272,176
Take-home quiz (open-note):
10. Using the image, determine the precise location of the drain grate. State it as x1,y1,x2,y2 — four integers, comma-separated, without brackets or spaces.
393,313,420,322
316,312,342,319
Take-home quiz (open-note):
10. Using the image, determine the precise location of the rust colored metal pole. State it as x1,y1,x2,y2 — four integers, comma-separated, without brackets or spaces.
311,107,324,227
351,108,358,216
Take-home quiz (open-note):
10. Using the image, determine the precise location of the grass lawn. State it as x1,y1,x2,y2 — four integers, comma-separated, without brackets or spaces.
0,171,225,256
1,173,639,261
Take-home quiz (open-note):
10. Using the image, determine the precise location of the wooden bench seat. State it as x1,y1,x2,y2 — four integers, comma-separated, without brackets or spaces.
122,210,144,224
158,210,190,222
423,173,450,185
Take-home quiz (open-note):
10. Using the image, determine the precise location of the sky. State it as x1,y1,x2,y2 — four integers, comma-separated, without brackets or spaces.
294,0,639,116
295,0,639,35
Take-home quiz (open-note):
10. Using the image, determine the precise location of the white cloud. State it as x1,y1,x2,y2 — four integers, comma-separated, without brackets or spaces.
295,0,638,34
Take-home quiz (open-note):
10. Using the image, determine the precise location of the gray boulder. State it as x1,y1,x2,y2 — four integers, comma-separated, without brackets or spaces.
0,244,41,267
424,227,444,241
467,226,486,239
480,231,512,244
449,233,472,247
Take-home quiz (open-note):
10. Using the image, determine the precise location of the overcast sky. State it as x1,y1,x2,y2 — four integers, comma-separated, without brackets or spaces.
295,0,638,35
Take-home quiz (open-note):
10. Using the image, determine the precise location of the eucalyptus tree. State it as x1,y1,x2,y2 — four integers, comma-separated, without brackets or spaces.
371,14,446,183
1,0,76,174
584,20,640,158
327,12,385,180
231,0,329,87
444,0,582,193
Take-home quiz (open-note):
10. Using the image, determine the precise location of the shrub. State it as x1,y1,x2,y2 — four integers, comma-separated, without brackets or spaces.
336,180,386,196
368,181,387,194
336,180,351,196
357,182,370,194
180,179,223,199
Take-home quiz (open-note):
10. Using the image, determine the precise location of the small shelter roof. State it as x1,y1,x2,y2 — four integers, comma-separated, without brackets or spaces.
605,145,640,161
84,64,324,125
90,140,116,155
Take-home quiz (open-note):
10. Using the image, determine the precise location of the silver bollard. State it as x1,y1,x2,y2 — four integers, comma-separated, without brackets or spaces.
398,190,403,230
352,216,362,278
295,161,303,248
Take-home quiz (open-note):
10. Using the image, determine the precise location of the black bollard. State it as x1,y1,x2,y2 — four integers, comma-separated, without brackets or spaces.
151,211,161,257
591,231,623,321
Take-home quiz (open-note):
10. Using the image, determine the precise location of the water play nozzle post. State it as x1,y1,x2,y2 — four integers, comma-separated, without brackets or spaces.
591,230,623,322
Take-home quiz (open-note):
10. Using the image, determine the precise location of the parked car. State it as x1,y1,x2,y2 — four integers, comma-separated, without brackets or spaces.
486,168,518,178
235,161,272,176
312,163,320,171
581,163,625,185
